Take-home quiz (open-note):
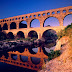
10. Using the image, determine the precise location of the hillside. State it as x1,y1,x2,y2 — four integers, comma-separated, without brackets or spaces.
39,23,72,72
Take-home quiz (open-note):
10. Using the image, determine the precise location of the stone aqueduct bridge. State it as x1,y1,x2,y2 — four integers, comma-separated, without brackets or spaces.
0,6,72,39
0,6,72,71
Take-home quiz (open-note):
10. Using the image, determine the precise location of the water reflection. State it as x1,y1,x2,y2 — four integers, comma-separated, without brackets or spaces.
11,54,17,60
0,62,37,72
44,46,55,53
0,43,56,72
42,46,55,56
20,55,28,62
28,47,38,54
32,47,38,53
31,57,40,65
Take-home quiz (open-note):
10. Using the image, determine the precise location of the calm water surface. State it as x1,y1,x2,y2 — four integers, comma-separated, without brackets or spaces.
0,46,55,72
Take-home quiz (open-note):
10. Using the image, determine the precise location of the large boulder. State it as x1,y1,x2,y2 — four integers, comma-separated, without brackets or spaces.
54,36,69,51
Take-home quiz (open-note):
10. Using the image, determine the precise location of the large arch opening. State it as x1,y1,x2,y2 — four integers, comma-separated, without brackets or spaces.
3,23,8,30
19,21,27,28
63,14,72,26
30,19,40,28
42,29,58,48
42,29,58,55
43,17,59,27
7,32,14,39
16,31,25,39
10,22,16,29
28,30,38,39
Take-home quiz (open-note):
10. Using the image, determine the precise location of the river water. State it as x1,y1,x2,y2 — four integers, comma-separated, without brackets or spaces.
0,46,55,72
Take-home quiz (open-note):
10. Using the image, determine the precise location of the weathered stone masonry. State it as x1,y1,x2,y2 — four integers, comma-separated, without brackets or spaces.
0,6,72,39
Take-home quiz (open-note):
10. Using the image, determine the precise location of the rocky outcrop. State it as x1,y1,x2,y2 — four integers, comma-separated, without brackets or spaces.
54,36,69,51
39,36,72,72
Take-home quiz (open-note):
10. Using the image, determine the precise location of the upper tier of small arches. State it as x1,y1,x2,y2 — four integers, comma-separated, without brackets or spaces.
0,6,72,23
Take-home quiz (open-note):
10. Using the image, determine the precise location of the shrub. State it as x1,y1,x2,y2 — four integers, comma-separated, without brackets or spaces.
0,32,7,41
48,50,61,61
24,37,31,41
57,23,72,39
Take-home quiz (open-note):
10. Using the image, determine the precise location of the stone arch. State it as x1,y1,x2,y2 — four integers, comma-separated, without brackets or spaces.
16,31,25,38
30,19,40,28
3,23,8,30
10,22,16,29
43,17,59,27
19,21,27,28
69,9,72,12
42,29,57,39
7,32,14,39
63,14,72,26
28,30,38,39
42,29,58,48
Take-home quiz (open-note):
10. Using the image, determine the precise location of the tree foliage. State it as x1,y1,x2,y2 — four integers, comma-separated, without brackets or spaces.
57,23,72,39
48,50,61,61
0,32,7,40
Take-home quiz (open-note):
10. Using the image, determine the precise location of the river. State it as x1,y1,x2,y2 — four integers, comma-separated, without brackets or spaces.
0,46,55,72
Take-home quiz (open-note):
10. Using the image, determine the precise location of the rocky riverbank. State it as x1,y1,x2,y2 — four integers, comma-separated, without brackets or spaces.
0,38,45,51
0,37,56,52
39,36,72,72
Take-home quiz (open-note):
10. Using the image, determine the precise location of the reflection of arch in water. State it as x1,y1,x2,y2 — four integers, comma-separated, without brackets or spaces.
28,47,38,54
11,54,17,60
31,57,41,65
14,46,25,53
32,47,38,53
3,52,9,59
42,46,56,56
20,55,28,62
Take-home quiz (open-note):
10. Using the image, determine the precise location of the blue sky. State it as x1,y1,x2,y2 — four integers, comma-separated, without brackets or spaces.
0,0,72,26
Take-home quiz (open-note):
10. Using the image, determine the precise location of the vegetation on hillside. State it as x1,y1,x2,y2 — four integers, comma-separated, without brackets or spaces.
57,23,72,40
47,50,61,61
57,23,72,49
55,23,72,60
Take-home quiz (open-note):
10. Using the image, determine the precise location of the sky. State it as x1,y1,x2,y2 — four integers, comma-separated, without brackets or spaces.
0,0,72,26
